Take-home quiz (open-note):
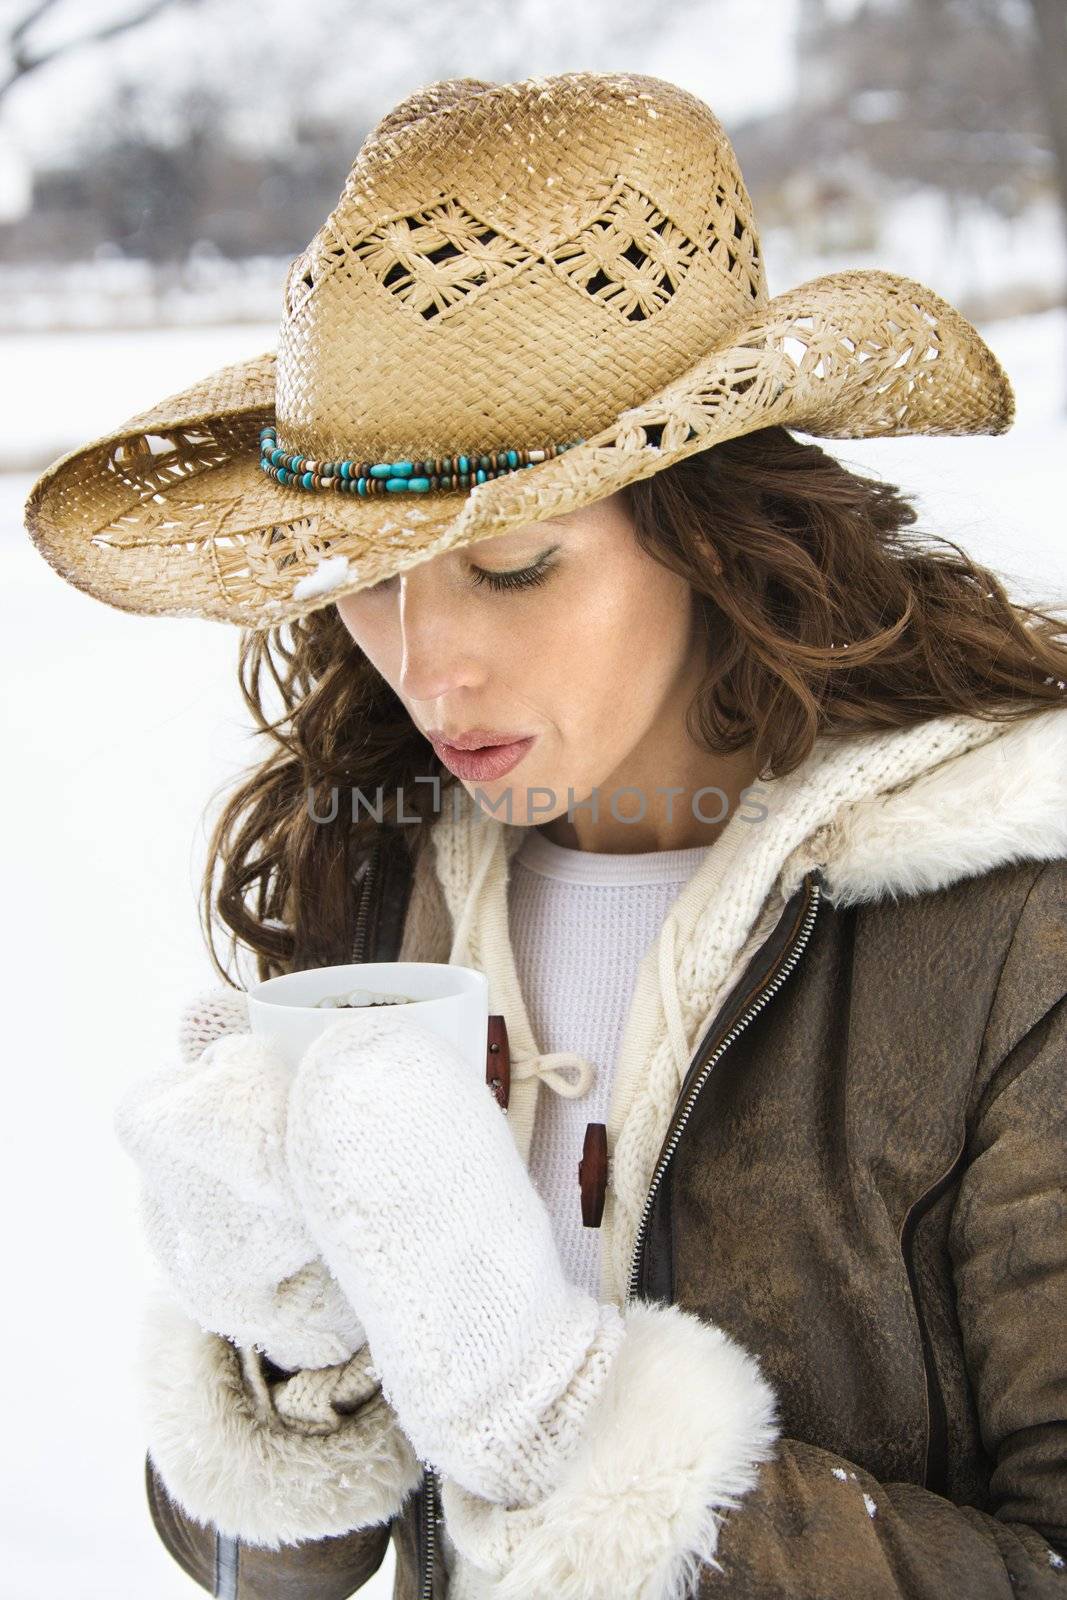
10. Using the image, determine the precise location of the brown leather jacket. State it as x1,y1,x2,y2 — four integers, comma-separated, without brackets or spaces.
141,714,1067,1600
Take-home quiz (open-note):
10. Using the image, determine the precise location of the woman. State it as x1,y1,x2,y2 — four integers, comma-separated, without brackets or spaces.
25,71,1067,1600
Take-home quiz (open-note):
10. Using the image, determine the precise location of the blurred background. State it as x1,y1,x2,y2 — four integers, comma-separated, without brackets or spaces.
2,1,1065,1595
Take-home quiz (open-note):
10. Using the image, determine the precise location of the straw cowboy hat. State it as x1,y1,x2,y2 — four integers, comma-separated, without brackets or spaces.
24,71,1015,631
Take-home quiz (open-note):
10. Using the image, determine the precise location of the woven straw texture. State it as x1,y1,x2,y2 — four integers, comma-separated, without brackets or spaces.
24,71,1015,630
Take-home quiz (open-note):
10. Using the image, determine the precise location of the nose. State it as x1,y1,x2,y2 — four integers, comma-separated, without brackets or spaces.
396,569,485,703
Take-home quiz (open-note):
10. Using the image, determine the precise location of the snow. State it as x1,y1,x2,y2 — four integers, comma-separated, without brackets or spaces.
763,190,1067,323
1,306,1065,1597
292,553,356,600
1,322,278,474
0,254,289,334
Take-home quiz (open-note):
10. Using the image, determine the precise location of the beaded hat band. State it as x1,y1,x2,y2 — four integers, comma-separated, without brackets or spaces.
258,426,584,494
24,71,1014,629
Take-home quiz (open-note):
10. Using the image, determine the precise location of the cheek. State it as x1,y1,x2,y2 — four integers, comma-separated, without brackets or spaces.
527,561,693,759
570,561,692,706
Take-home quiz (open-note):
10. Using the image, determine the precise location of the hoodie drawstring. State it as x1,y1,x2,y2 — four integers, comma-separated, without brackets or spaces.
510,1049,597,1098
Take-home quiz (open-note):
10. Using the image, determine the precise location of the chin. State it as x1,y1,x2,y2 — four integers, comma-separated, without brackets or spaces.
457,781,543,829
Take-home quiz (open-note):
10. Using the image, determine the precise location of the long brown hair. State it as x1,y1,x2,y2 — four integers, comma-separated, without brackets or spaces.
200,425,1067,987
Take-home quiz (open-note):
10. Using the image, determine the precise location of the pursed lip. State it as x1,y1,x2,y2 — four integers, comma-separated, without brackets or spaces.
427,727,535,752
429,732,537,781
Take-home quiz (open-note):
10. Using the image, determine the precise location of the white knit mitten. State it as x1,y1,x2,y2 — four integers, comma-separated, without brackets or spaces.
113,985,368,1371
174,985,253,1066
286,1011,627,1509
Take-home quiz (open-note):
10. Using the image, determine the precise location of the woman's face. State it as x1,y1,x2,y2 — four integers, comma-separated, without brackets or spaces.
335,490,725,842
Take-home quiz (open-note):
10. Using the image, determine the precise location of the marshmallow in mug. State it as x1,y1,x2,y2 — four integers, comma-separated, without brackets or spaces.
315,986,414,1009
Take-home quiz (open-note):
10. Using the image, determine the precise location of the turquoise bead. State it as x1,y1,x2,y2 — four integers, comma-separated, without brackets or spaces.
264,436,583,493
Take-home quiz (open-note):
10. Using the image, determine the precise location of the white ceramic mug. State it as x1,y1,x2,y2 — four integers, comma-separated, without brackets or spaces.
247,961,489,1075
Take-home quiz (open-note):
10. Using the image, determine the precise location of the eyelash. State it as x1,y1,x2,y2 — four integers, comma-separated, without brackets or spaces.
370,552,556,596
470,555,554,593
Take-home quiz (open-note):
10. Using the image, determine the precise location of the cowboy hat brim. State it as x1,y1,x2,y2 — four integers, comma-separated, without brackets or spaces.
23,268,1014,630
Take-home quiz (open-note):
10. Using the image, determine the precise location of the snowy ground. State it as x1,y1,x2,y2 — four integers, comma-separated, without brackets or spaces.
2,320,279,473
2,308,1065,1598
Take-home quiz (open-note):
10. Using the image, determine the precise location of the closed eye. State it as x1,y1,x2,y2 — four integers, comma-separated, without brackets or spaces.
470,551,558,593
366,545,560,596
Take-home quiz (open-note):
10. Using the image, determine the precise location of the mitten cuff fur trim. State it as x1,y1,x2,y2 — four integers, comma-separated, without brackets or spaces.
439,1298,781,1600
137,1285,423,1549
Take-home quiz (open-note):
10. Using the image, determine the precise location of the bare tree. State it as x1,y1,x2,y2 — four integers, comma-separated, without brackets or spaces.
0,0,194,104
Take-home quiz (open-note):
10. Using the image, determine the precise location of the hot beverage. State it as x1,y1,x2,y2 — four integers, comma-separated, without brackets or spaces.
315,987,414,1010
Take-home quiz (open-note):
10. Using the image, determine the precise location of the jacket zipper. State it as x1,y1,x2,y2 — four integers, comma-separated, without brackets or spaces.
351,841,382,963
421,1465,438,1600
213,1530,238,1599
625,874,823,1305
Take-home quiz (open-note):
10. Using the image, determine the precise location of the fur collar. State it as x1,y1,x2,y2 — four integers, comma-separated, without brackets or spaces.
778,704,1067,907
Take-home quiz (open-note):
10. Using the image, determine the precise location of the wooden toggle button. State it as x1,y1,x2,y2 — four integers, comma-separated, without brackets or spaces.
579,1122,608,1227
485,1015,510,1110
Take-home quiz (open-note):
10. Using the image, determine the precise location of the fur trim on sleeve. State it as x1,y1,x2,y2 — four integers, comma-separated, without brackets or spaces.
136,1284,423,1549
439,1298,781,1600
